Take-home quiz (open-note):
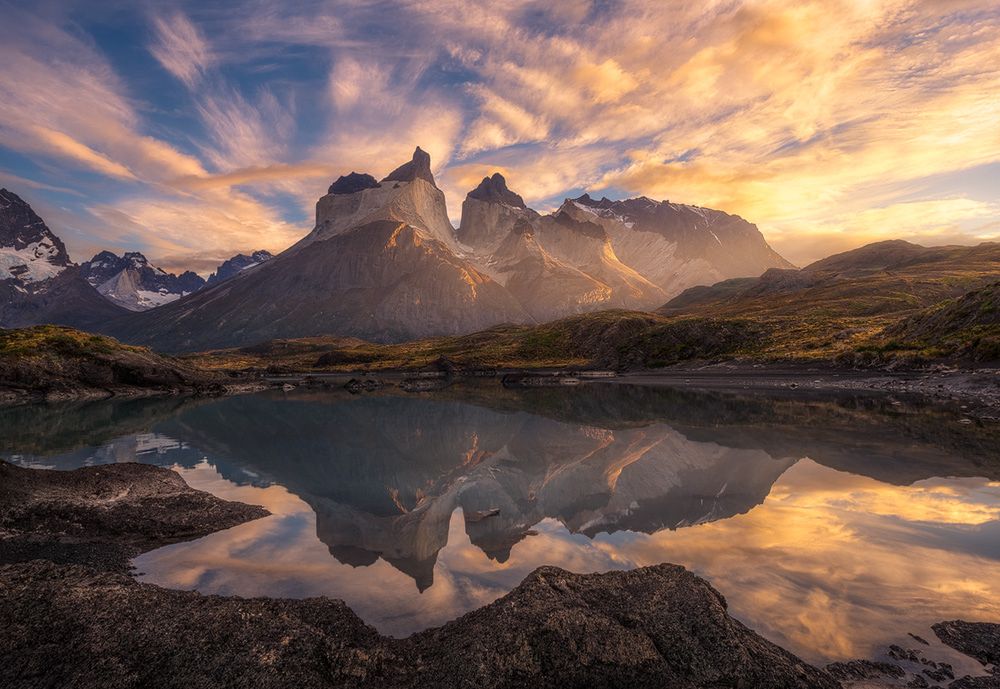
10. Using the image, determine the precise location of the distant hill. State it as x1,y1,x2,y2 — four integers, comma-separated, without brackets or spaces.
659,240,1000,318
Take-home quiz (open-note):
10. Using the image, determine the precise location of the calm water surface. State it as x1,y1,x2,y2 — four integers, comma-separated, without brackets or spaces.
3,383,999,667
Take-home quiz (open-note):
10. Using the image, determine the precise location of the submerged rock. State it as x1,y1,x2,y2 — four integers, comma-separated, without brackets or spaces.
0,460,269,570
934,621,1000,667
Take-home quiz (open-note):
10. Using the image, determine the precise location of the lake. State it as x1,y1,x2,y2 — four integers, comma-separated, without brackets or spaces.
3,382,998,668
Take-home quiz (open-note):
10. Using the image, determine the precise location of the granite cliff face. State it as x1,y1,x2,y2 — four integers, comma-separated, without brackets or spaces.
106,149,529,350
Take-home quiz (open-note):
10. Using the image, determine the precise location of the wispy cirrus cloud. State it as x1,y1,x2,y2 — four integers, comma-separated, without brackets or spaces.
149,11,213,88
1,0,998,271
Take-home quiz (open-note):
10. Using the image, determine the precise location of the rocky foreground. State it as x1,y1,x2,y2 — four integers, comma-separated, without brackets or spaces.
1,461,997,689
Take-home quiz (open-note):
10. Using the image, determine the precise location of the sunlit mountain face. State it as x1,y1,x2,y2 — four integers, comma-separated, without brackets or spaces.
0,1,997,276
4,384,1000,665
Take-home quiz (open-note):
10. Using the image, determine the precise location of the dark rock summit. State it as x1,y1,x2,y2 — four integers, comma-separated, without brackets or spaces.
329,172,381,195
205,250,274,286
382,146,436,186
0,188,70,263
468,173,526,209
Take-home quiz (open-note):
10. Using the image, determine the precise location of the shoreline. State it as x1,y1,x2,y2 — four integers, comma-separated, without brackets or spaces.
2,461,998,688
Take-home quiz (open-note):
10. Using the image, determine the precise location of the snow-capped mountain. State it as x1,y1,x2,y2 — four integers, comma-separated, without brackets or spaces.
0,188,71,284
205,250,274,287
79,252,206,311
0,189,129,329
104,147,792,351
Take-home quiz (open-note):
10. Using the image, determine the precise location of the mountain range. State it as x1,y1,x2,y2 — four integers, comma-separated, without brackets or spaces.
0,187,273,325
7,148,991,360
55,146,789,351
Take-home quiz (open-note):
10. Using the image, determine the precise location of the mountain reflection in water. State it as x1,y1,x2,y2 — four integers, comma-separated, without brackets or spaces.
2,383,999,665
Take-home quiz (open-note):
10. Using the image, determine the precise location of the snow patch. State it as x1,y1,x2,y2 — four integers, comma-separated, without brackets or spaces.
0,241,66,282
136,289,184,308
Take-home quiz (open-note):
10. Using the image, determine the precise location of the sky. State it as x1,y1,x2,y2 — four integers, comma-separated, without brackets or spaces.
1,0,998,274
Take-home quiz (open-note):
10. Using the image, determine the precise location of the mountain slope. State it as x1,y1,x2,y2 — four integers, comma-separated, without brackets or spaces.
0,266,129,330
565,194,793,296
108,219,529,351
881,281,1000,360
459,174,668,315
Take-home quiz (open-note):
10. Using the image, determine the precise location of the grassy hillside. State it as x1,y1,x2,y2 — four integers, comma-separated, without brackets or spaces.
872,282,1000,361
187,241,1000,373
0,325,223,403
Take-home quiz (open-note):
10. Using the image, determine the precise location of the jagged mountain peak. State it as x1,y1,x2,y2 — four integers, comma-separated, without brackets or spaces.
382,146,435,187
80,250,205,312
467,173,526,209
328,172,381,195
0,187,71,283
206,250,274,286
552,208,608,240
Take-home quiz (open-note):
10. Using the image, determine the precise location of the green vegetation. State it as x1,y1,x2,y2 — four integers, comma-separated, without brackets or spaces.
0,325,217,402
0,325,146,359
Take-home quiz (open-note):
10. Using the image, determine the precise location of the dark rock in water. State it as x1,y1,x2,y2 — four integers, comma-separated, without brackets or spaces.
0,461,268,571
502,373,580,388
345,378,383,393
467,173,526,209
328,171,381,195
382,146,436,187
910,633,931,645
923,662,956,682
0,560,391,689
399,378,451,392
934,621,1000,666
889,644,923,663
826,659,906,680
